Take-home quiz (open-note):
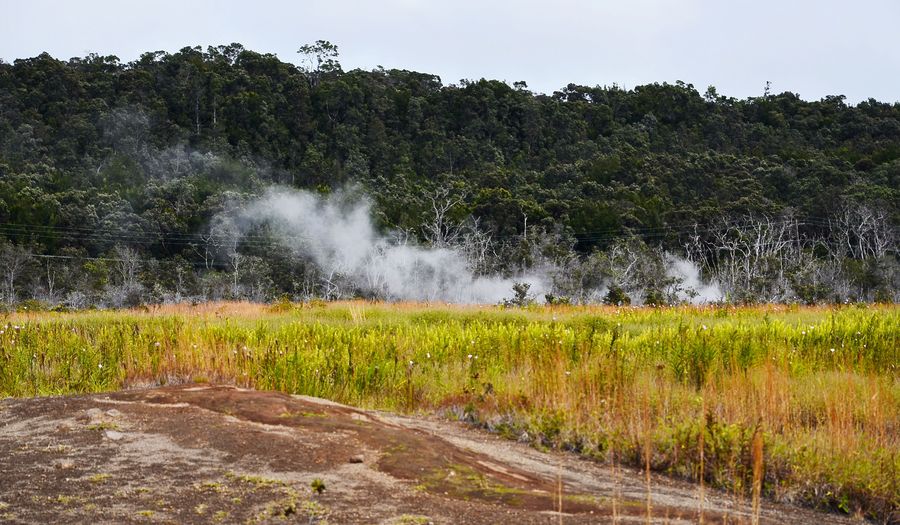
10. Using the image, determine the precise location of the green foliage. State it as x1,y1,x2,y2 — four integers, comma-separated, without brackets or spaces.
543,293,571,306
0,46,896,287
501,282,534,308
603,286,630,306
643,288,666,306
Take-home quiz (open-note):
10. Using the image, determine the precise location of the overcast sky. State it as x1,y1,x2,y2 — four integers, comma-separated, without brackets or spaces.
2,0,898,103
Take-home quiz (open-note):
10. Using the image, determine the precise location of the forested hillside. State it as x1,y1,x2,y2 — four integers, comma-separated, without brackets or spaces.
0,43,897,307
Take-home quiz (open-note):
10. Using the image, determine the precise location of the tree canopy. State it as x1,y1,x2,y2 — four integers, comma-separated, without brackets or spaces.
0,43,897,306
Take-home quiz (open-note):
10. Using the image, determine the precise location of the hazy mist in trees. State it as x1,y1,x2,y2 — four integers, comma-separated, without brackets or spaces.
0,45,896,307
220,187,546,303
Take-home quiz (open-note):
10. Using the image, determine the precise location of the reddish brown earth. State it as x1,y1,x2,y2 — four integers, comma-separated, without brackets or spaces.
0,385,857,524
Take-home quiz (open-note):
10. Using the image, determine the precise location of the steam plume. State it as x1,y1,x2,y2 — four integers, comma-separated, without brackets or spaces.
234,188,544,303
666,256,722,303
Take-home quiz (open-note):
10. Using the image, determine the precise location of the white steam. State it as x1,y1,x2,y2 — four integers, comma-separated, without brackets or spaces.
236,188,544,303
222,187,720,305
666,256,722,303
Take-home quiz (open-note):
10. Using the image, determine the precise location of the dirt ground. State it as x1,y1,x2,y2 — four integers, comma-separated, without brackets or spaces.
0,385,859,524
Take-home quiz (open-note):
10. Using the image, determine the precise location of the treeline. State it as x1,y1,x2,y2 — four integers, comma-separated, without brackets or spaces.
0,43,897,307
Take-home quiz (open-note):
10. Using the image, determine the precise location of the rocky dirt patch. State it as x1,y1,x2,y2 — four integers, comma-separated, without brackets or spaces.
0,385,857,524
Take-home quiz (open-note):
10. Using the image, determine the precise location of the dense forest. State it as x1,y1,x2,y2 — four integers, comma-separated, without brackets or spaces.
0,42,897,307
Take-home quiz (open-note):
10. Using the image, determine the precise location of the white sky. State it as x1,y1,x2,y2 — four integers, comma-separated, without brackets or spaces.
2,0,898,103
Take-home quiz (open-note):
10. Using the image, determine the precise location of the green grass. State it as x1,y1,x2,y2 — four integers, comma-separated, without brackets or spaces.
0,301,897,520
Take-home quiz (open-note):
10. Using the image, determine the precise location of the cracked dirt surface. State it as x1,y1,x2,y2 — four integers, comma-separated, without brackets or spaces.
0,384,858,524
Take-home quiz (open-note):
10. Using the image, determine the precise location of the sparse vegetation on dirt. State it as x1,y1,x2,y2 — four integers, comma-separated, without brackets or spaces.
0,301,897,521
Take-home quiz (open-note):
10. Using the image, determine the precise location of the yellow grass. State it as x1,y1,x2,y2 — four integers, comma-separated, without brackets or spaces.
1,301,897,520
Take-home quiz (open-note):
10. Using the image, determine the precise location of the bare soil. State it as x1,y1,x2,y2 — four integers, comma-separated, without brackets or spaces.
0,385,858,524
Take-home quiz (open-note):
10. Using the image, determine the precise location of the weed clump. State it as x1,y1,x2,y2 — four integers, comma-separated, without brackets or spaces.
310,478,326,494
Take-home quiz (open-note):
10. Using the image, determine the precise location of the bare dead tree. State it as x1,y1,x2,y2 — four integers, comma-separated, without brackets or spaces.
101,245,145,307
0,243,32,305
422,186,465,248
113,245,142,290
320,268,346,300
456,217,496,275
829,203,895,260
206,215,246,298
687,215,804,302
603,238,674,303
227,251,244,298
190,231,216,270
173,264,187,303
39,258,77,305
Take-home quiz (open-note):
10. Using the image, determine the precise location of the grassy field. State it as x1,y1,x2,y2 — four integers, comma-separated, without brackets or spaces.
1,301,897,521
